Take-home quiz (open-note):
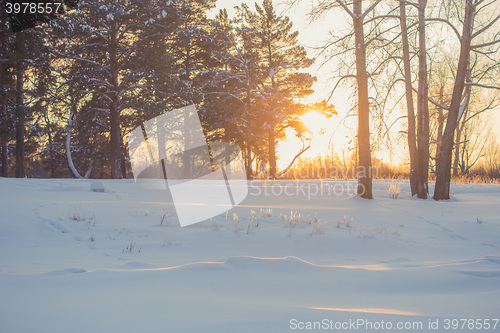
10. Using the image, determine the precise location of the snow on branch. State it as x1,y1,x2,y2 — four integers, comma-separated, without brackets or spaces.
472,13,500,39
425,18,461,41
334,0,355,19
360,0,383,20
471,39,500,49
466,82,500,91
276,145,311,178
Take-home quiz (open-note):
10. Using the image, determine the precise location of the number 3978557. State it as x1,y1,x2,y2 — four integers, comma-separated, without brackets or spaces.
5,2,63,15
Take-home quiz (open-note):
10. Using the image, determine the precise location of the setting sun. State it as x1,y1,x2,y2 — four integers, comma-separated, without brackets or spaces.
301,111,329,135
277,110,345,169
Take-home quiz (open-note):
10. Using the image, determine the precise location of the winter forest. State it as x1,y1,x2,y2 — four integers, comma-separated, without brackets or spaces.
2,1,500,332
1,0,499,201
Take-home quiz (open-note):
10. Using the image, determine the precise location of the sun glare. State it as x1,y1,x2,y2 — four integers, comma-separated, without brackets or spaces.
301,111,329,135
277,110,342,169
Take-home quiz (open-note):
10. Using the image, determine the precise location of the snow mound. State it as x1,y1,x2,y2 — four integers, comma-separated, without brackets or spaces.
121,261,158,269
90,180,105,192
42,268,87,276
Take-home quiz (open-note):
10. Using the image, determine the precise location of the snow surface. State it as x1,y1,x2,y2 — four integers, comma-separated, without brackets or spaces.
0,178,499,332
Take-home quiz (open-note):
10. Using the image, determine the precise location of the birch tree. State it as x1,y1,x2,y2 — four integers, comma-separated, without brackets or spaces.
398,0,431,198
432,0,500,200
303,0,385,198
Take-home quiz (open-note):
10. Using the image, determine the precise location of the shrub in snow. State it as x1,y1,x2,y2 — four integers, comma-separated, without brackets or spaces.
389,183,400,199
90,180,105,193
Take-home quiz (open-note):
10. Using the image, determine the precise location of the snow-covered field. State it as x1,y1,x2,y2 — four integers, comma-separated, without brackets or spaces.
1,178,499,333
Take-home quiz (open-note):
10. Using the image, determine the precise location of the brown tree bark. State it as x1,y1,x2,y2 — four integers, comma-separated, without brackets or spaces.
267,123,277,179
434,0,474,200
15,34,25,179
416,0,430,199
109,97,121,179
436,85,445,164
0,142,7,177
109,23,122,179
353,0,372,199
0,62,8,177
452,116,466,177
399,0,419,197
1,101,7,177
245,83,253,179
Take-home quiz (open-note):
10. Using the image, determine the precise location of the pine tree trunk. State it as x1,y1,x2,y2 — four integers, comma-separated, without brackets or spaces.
48,129,56,178
245,84,253,179
15,35,25,179
120,130,128,179
434,0,474,200
0,142,7,177
109,100,122,179
0,62,8,177
353,0,372,199
109,24,122,179
399,0,419,197
416,0,429,199
0,96,8,177
268,124,276,179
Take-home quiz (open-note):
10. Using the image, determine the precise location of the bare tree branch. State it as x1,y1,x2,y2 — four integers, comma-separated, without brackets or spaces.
425,18,461,40
276,145,311,178
466,82,500,90
361,0,383,19
326,74,356,103
334,0,354,18
471,38,500,49
472,13,500,38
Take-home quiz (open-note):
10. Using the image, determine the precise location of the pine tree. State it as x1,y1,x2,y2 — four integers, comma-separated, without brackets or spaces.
0,15,52,178
199,8,257,178
168,0,217,106
5,0,78,32
52,0,182,178
0,15,15,176
247,0,315,178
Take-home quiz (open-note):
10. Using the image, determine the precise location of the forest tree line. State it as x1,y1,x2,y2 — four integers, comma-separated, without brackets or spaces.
0,0,326,181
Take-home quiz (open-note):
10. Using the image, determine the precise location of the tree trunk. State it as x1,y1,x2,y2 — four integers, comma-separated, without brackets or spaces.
121,132,128,179
399,0,419,197
66,103,83,179
435,85,445,167
452,121,464,177
109,24,122,179
0,62,8,177
109,100,122,179
245,82,253,179
434,0,474,200
416,0,429,199
15,34,25,179
48,128,56,178
353,0,372,199
453,73,471,177
0,95,8,177
0,142,7,177
268,123,276,179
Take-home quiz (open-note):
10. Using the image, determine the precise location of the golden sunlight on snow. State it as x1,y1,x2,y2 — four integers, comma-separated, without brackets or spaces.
309,307,422,316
